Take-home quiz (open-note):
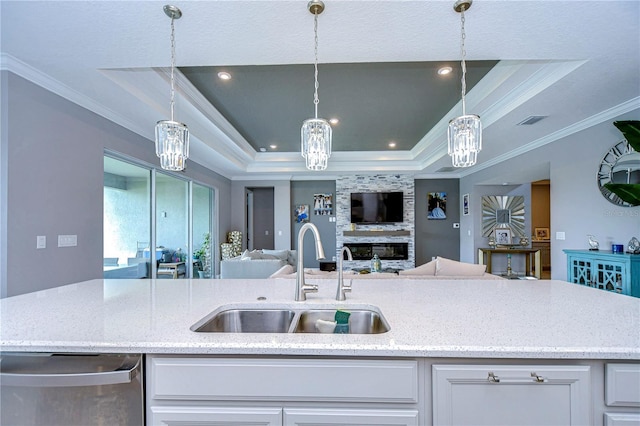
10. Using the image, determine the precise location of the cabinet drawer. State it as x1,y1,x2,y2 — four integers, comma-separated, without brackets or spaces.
284,408,419,425
606,364,640,407
150,357,418,403
149,406,282,425
604,413,640,426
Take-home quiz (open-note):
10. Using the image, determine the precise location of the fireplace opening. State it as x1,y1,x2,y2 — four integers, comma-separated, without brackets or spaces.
344,243,408,261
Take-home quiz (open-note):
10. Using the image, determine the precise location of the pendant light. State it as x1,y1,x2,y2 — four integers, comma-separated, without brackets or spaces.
447,0,482,167
155,5,189,171
301,0,332,171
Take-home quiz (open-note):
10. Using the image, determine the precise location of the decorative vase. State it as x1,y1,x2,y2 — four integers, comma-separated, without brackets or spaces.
370,254,381,273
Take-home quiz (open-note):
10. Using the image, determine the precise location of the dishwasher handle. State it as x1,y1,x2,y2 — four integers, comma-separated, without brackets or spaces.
0,355,141,388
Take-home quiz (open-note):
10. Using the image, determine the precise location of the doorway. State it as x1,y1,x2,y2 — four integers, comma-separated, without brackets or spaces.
246,187,274,251
531,180,551,279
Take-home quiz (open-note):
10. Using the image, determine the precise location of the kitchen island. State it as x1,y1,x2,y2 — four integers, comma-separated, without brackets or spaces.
2,278,639,425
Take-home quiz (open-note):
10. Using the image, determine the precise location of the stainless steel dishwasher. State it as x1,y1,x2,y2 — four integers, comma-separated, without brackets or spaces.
0,353,143,426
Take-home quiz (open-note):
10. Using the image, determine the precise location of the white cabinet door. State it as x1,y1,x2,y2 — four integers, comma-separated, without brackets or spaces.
432,364,591,426
283,408,420,426
149,406,282,425
606,364,640,407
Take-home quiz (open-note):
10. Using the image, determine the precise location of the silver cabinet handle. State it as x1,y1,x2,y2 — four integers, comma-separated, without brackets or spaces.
531,372,545,382
0,355,141,388
487,371,546,384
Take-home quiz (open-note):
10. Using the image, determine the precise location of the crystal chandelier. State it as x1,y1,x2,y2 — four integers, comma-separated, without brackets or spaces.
447,0,482,168
155,5,189,171
301,1,332,171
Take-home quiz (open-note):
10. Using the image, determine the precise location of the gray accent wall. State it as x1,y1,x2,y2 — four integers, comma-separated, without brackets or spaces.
1,72,232,297
291,180,337,269
414,179,460,265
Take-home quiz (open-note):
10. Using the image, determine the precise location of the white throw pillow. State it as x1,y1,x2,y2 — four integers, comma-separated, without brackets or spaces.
241,249,265,260
399,259,437,276
261,249,289,261
436,256,486,276
269,264,295,277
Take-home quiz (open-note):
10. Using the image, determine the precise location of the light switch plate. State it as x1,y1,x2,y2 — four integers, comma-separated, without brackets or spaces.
556,231,566,240
37,235,46,249
58,234,77,247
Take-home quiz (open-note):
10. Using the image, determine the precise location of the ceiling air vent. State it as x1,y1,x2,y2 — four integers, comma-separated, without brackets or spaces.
436,167,458,173
517,115,548,126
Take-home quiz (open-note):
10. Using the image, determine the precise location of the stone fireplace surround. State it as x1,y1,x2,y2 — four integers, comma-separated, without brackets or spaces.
336,174,415,270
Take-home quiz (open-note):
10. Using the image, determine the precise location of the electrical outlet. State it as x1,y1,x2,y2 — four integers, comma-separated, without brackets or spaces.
556,231,566,240
37,235,46,249
58,234,77,247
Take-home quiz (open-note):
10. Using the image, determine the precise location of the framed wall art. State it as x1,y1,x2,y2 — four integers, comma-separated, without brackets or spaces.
313,193,333,215
427,192,447,220
535,227,550,240
294,204,309,223
463,193,470,216
494,228,512,245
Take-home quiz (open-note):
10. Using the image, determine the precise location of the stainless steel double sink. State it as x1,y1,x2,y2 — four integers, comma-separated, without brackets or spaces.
190,305,390,334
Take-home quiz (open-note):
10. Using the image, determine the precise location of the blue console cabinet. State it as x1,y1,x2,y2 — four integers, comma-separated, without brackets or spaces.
564,249,640,297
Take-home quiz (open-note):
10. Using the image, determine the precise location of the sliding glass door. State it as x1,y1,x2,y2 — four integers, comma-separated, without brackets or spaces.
103,157,152,278
104,155,215,279
193,183,213,278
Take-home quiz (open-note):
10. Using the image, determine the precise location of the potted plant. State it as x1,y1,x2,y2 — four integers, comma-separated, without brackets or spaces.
605,121,640,206
194,233,211,278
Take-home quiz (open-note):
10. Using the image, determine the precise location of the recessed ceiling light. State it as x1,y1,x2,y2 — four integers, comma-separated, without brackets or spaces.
269,144,277,149
259,147,266,152
329,118,339,125
217,71,232,80
388,141,397,148
438,66,453,75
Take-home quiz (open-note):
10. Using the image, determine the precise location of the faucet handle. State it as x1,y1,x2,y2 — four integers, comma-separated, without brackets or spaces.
303,284,318,294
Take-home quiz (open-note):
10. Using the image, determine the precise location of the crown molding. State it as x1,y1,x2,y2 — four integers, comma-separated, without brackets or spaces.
0,54,150,141
459,96,640,178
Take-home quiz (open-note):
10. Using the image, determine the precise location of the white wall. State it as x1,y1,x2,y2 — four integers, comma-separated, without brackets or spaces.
461,109,640,280
2,72,232,297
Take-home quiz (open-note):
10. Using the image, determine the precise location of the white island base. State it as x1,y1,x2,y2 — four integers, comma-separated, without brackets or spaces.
1,277,639,425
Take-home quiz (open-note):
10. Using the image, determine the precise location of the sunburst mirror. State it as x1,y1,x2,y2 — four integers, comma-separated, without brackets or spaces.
481,195,526,237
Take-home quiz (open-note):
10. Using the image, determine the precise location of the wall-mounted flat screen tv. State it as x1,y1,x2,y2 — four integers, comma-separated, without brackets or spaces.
350,192,404,224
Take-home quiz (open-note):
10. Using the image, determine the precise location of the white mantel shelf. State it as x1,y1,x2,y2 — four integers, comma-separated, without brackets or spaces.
343,230,411,237
1,278,639,359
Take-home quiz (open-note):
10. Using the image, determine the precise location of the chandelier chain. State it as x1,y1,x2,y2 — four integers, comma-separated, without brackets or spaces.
313,12,320,118
460,6,467,116
169,16,177,121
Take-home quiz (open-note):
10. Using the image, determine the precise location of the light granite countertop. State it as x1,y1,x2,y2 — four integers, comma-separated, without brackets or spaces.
1,278,638,359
